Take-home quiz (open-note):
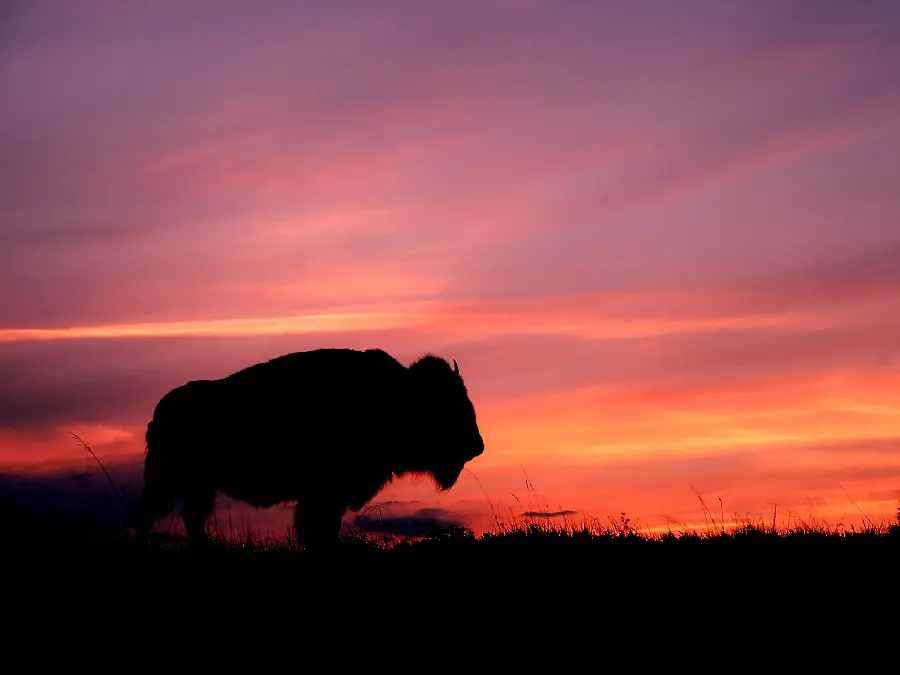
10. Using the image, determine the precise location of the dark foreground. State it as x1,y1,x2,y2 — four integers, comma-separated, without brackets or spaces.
3,517,899,661
5,517,899,606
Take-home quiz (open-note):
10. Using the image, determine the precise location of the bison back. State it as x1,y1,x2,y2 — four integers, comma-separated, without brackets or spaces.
203,349,411,500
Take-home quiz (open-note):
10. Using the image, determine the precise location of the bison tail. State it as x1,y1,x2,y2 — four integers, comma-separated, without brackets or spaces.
144,419,170,463
144,420,156,456
143,417,173,484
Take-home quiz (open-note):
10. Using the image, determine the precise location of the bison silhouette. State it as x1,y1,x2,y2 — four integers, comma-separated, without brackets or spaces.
136,348,485,548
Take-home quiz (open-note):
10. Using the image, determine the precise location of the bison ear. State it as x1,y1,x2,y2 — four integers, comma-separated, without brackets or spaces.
453,359,459,375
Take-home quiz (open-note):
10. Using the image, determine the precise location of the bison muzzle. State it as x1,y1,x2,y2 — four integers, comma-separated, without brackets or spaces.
136,348,485,548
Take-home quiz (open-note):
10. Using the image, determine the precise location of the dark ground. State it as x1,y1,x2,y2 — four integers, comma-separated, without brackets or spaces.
4,512,898,610
2,513,897,666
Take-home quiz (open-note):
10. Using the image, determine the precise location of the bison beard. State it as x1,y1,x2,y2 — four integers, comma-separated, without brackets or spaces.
136,348,484,548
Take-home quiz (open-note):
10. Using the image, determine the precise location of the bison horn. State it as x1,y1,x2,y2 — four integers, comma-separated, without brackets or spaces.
453,359,459,374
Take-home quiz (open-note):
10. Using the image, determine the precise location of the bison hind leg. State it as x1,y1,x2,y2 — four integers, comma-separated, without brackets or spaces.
136,484,175,548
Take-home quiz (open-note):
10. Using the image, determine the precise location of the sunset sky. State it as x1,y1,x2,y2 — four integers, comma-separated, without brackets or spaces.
2,1,900,536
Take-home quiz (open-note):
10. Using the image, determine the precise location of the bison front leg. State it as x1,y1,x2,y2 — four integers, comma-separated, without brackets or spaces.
293,498,346,550
182,488,217,548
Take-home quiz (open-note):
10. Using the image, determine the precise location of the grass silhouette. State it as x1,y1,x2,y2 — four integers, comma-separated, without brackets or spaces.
3,489,897,632
5,496,898,564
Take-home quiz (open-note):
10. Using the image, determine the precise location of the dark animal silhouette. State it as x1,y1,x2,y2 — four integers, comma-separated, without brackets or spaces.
135,348,485,548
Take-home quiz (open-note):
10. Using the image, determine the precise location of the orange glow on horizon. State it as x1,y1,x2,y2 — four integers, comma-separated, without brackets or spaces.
478,370,900,464
3,366,898,536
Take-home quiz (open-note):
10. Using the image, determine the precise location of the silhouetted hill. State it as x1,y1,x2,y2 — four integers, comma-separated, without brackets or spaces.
5,517,899,605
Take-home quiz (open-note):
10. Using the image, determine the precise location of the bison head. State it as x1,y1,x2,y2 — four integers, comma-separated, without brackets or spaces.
405,355,484,491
